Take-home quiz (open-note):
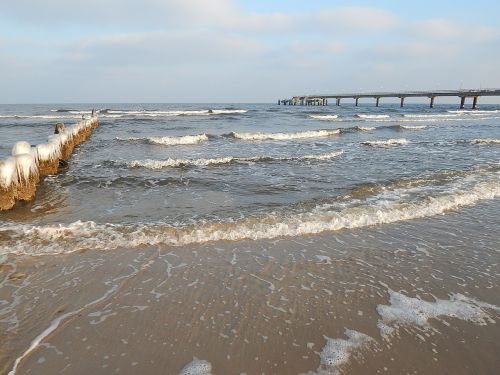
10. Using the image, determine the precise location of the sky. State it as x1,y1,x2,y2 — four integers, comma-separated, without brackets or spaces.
1,0,499,103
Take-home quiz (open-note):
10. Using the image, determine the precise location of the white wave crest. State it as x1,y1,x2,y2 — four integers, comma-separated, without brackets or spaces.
399,125,427,130
231,129,340,141
448,109,500,114
211,109,247,114
127,151,343,169
1,168,498,255
309,115,339,120
0,114,82,119
366,116,500,123
355,126,376,131
103,109,247,117
357,114,390,119
128,157,235,169
471,138,500,144
51,110,91,115
117,134,208,146
300,151,344,160
362,138,409,146
403,114,459,118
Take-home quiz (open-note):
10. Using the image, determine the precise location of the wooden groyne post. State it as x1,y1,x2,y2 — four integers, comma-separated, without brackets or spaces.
0,114,99,211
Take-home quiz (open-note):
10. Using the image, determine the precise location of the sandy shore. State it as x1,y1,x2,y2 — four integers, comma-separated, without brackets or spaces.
1,200,499,375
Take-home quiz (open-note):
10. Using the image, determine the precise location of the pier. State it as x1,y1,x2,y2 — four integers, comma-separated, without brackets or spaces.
279,89,500,109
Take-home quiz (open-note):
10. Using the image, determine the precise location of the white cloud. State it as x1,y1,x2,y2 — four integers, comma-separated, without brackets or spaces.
59,30,268,67
1,1,499,102
312,7,400,32
411,19,500,43
415,19,462,39
2,2,401,35
366,42,460,61
289,41,346,55
1,0,238,28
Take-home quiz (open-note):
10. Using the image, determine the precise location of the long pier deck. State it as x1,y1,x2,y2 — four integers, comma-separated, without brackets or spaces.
279,89,500,108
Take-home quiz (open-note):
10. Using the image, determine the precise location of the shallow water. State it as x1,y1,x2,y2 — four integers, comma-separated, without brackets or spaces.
0,103,499,374
1,103,499,253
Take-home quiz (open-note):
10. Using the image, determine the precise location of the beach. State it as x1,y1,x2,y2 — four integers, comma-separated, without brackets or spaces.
1,200,499,374
1,103,499,374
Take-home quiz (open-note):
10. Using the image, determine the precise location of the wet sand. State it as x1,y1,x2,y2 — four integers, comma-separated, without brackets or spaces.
1,200,499,375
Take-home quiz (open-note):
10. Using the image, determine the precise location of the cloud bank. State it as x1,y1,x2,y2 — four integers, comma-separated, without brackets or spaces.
1,1,499,102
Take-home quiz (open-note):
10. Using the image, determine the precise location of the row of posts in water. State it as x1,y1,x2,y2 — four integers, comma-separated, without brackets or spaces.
278,96,481,108
0,114,99,210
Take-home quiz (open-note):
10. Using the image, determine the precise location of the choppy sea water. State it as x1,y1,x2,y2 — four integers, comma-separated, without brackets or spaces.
0,103,499,255
1,103,500,374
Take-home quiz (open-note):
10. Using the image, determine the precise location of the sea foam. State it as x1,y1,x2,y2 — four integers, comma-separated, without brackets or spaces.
399,125,427,130
231,129,340,141
127,151,343,169
471,138,500,144
306,330,373,375
1,167,498,255
309,115,339,120
362,138,409,146
354,126,376,131
377,290,500,339
105,109,247,117
448,109,500,114
403,114,459,119
178,358,213,375
357,114,390,119
117,134,209,146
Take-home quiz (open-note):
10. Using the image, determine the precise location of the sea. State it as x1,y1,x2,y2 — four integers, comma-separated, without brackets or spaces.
0,103,499,374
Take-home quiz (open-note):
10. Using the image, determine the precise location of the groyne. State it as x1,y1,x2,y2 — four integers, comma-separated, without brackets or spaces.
0,116,99,210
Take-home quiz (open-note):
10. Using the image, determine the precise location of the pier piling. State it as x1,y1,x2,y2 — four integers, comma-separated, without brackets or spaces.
279,89,499,109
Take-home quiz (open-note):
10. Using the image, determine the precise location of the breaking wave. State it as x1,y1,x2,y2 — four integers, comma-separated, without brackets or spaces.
448,109,500,114
362,138,409,146
45,108,247,119
0,114,82,120
230,129,340,141
116,134,208,146
357,114,390,119
50,109,91,114
471,138,500,145
1,167,498,255
354,126,376,131
105,109,247,118
403,113,459,119
127,151,344,169
309,115,339,120
399,125,428,130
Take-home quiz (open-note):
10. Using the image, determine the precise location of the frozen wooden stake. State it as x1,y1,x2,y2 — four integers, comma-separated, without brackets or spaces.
0,114,99,210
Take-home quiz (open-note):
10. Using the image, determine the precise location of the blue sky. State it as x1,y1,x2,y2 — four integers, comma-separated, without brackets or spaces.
1,0,499,103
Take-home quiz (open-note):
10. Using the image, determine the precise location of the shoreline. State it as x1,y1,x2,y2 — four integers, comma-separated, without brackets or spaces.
1,199,499,374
